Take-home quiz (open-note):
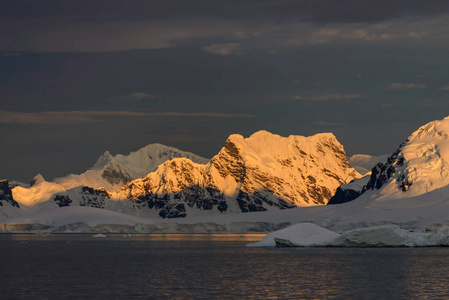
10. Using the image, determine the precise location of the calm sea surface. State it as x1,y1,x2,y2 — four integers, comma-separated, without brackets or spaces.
1,233,449,299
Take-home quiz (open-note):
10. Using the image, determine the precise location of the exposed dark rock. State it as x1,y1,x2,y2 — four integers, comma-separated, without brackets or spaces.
0,180,20,208
327,186,363,205
400,180,413,192
133,185,230,219
328,142,407,205
79,186,109,208
101,165,132,186
236,190,295,213
54,195,72,207
159,203,187,218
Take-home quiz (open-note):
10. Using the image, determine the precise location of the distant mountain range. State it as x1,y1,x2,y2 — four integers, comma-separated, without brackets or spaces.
54,144,210,192
348,154,390,175
4,117,449,234
7,114,449,222
0,131,360,219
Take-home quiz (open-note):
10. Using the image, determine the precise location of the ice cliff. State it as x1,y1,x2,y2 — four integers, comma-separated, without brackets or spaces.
248,223,449,247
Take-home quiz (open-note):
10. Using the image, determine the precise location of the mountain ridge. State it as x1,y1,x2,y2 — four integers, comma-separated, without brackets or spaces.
112,130,360,218
4,130,360,219
329,116,449,205
53,143,210,192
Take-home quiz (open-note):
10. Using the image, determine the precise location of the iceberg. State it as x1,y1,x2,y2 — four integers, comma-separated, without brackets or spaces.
92,233,107,238
248,223,449,247
247,222,340,247
330,225,449,247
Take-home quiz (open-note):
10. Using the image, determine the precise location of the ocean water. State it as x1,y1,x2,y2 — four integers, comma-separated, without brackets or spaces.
1,233,449,299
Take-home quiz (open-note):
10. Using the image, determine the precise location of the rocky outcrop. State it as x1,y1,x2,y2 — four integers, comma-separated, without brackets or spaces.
53,186,111,208
329,116,449,205
328,148,404,205
0,180,19,208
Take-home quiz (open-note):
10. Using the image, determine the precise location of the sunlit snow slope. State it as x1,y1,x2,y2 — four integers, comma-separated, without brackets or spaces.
114,130,360,218
3,130,359,219
348,154,390,175
53,143,209,191
330,116,449,204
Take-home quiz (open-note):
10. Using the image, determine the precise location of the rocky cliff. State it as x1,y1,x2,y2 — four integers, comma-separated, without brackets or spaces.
115,130,360,218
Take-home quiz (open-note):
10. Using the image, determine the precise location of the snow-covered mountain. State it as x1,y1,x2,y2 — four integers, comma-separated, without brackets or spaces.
114,130,361,218
7,118,449,234
0,180,19,208
5,130,360,219
53,143,209,191
0,180,20,219
329,116,449,205
348,154,390,175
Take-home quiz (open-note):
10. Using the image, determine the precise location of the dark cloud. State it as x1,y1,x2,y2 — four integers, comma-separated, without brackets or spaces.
0,110,255,125
1,1,448,54
2,0,448,23
385,82,428,90
2,0,449,182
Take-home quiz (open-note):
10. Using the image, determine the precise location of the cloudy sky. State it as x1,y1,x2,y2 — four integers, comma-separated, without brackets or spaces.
2,0,449,182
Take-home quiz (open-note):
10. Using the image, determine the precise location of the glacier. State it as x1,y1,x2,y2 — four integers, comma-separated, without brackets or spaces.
247,223,449,247
247,223,340,247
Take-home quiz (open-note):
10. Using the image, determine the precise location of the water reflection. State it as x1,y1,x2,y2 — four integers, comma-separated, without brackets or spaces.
2,235,449,299
1,232,266,242
401,248,449,298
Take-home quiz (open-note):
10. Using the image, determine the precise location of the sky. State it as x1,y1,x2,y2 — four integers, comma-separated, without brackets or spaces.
2,0,449,183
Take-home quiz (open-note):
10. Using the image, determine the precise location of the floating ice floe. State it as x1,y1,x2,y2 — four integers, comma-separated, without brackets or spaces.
92,233,107,238
247,223,449,247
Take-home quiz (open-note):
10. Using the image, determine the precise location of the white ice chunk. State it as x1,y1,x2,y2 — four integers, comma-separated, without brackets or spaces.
247,222,340,247
330,225,449,247
92,233,107,238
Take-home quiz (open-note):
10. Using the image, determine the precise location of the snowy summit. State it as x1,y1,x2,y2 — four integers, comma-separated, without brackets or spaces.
330,116,449,204
53,143,209,192
114,130,360,218
1,130,359,220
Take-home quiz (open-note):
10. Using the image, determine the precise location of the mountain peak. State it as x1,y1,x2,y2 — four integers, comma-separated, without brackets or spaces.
54,143,209,192
330,116,449,205
115,130,360,218
30,174,45,186
91,151,114,170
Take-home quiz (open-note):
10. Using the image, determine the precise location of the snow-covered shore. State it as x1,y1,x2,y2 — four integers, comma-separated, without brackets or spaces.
2,191,449,236
248,223,449,247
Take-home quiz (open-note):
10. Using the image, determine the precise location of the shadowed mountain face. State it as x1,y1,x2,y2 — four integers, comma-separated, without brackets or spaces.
4,131,360,219
0,180,19,208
